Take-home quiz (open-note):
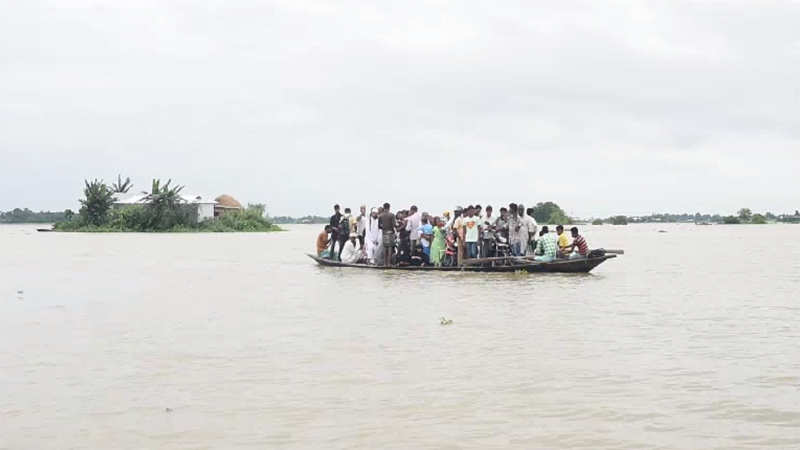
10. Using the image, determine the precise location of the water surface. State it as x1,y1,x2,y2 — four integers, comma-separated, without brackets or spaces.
1,223,799,449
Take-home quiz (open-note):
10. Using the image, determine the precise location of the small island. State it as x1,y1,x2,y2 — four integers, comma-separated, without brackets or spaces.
52,176,281,232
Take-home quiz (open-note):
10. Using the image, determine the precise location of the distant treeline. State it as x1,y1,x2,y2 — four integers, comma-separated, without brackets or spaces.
591,209,800,225
269,215,328,224
6,206,799,226
0,208,72,224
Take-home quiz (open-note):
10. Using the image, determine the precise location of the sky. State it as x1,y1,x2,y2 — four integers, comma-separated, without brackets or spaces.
1,0,798,218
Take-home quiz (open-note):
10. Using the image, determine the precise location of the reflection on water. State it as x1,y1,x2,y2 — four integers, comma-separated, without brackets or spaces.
1,223,799,448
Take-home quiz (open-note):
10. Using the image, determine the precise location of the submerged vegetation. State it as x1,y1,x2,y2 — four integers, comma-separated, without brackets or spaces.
53,177,280,232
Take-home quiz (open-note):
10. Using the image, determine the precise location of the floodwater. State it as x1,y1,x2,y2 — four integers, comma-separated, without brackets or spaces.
1,223,799,449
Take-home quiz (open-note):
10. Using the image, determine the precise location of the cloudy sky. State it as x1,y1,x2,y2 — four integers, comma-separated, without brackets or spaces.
2,0,798,217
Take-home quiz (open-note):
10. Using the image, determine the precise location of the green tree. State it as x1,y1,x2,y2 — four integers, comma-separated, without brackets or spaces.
141,179,187,230
111,175,133,194
1,208,68,223
531,202,571,224
197,208,278,232
591,218,603,225
750,214,767,224
610,215,628,225
723,216,741,224
79,179,116,226
737,208,752,222
247,203,266,217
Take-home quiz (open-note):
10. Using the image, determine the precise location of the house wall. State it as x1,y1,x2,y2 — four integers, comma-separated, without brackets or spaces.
197,203,215,221
214,206,241,217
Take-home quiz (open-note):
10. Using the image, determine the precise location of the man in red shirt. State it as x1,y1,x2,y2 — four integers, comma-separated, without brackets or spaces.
563,226,589,259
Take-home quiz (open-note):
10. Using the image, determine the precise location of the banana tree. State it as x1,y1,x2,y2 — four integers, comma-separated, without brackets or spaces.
112,175,133,194
141,179,186,229
79,179,115,226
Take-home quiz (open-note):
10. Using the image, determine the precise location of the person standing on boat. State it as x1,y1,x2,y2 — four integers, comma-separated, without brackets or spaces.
516,203,529,255
341,232,362,264
446,207,461,231
418,215,433,264
378,203,396,267
533,226,558,262
524,207,538,255
444,207,463,265
405,205,421,257
508,203,524,256
337,208,353,261
454,206,467,265
480,205,496,258
328,204,343,259
461,206,481,260
495,207,509,241
396,210,412,264
316,225,332,257
356,205,367,249
364,207,380,264
430,217,446,266
373,207,385,265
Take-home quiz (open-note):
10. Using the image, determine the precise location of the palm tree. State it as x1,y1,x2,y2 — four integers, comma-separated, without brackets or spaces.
142,179,185,208
79,179,116,226
112,175,133,194
141,179,186,229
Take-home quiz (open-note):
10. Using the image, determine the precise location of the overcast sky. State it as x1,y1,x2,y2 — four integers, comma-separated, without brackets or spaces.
1,0,798,217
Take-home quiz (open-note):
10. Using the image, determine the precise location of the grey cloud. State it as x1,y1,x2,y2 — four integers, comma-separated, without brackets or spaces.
1,0,798,217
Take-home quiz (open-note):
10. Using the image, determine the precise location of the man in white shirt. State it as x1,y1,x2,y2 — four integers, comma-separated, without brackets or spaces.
480,205,496,258
524,207,539,255
364,207,381,264
356,205,367,249
461,206,482,259
341,233,362,264
446,207,462,231
405,205,421,256
508,203,524,256
450,207,464,264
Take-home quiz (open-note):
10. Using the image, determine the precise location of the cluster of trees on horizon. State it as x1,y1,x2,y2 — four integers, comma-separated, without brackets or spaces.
0,208,72,224
46,176,278,232
592,208,800,225
5,198,800,226
270,215,329,225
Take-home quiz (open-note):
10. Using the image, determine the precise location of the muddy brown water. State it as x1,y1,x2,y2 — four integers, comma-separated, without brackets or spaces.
1,223,799,449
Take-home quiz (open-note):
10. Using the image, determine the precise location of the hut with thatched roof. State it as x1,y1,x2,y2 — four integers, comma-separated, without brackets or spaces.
214,194,244,217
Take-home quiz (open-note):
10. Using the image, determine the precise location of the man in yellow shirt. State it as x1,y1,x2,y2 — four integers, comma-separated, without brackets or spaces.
555,225,570,256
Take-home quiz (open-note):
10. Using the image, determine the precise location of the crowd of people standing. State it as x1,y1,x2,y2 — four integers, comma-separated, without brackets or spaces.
315,203,589,267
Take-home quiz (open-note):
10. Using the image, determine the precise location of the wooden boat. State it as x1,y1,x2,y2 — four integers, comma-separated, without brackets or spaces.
307,253,617,273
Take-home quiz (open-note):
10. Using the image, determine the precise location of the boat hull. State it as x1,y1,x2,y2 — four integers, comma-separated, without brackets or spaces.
307,254,615,273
